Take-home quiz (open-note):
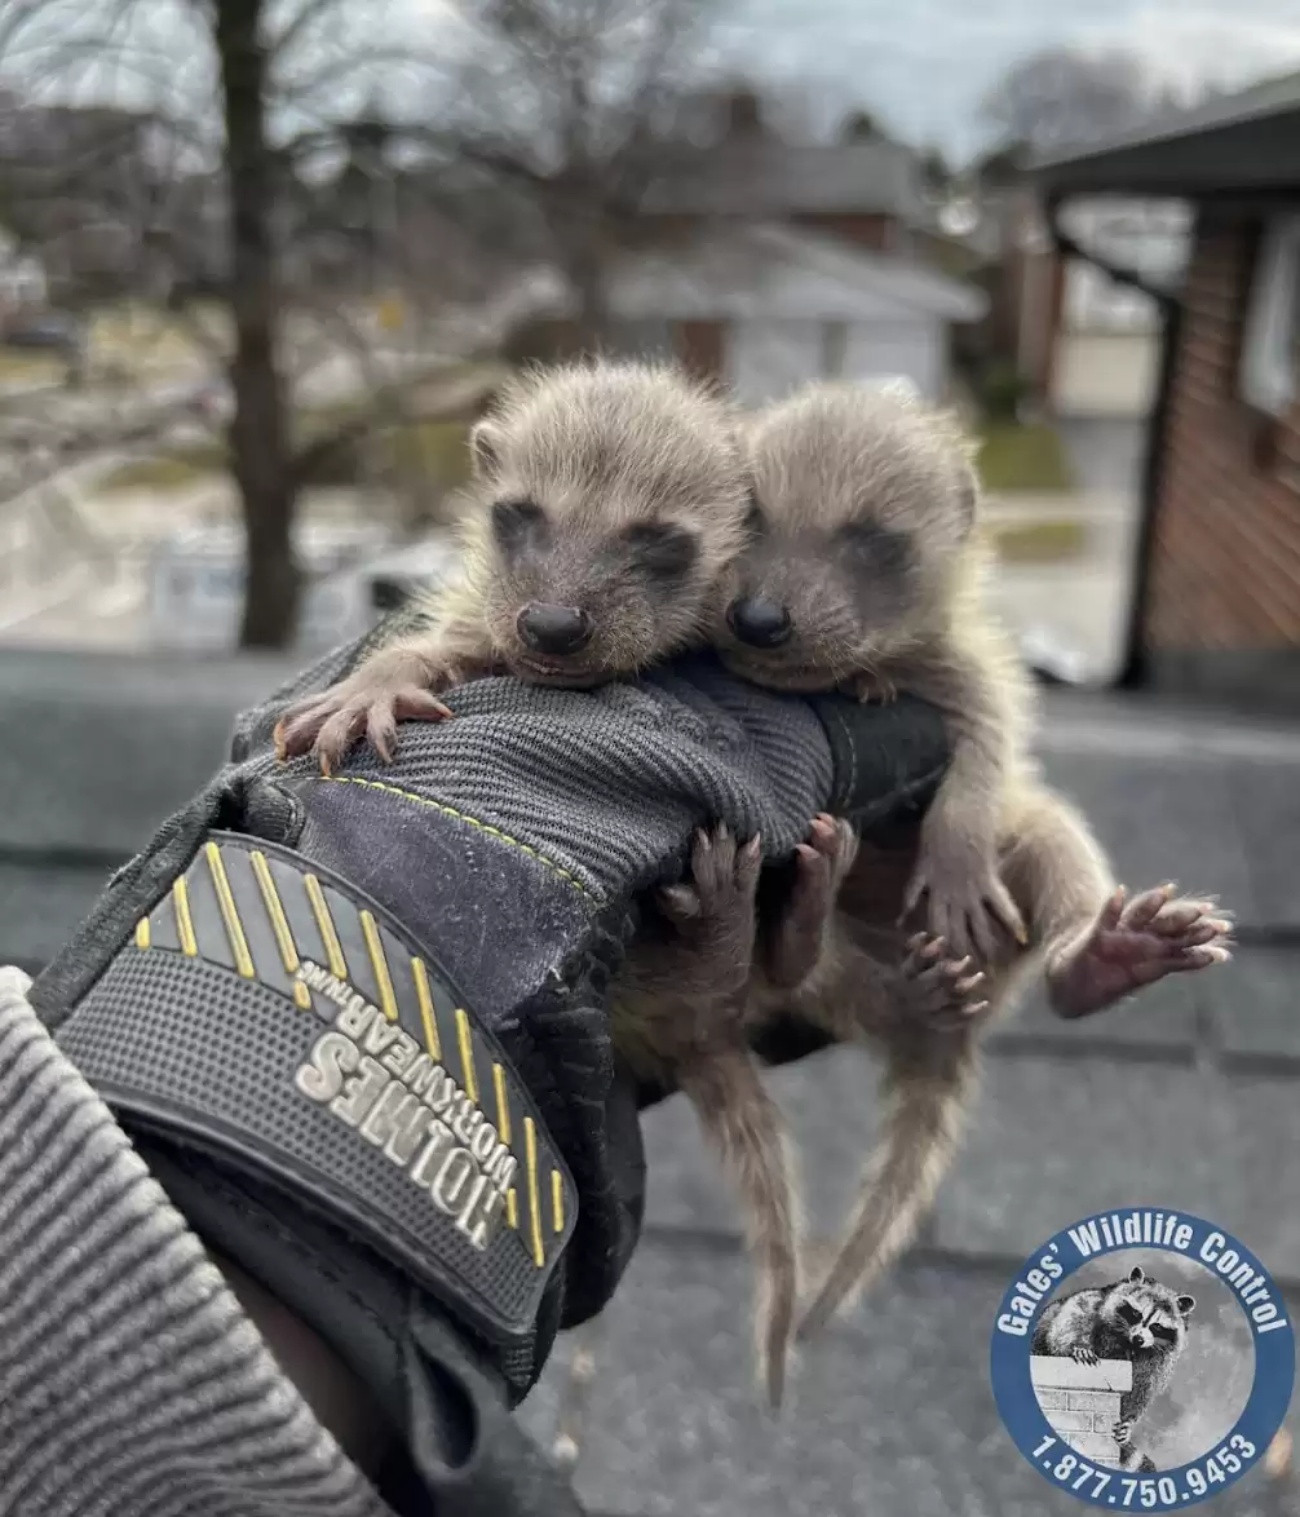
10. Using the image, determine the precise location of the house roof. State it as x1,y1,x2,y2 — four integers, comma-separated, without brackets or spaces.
606,222,987,324
1031,69,1300,197
644,138,927,222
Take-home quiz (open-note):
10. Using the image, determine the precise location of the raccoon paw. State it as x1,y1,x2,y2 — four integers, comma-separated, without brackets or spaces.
765,813,859,990
1047,884,1235,1019
1071,1346,1100,1366
898,932,991,1030
802,813,859,897
658,826,763,1000
901,816,1027,962
1113,1419,1134,1446
659,825,763,923
275,679,454,774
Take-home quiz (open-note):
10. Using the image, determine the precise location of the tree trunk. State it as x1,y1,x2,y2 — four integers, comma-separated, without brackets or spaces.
214,0,299,648
547,182,611,351
566,237,610,350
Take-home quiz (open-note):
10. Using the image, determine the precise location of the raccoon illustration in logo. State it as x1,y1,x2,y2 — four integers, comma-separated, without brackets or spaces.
1034,1265,1195,1471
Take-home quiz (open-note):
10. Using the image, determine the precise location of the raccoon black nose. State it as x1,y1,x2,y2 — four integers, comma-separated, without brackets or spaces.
727,596,792,649
517,602,593,655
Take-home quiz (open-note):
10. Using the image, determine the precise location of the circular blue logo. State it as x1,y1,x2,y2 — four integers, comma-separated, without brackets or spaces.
991,1210,1294,1509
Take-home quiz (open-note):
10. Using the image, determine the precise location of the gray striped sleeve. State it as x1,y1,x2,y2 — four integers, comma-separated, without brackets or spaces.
0,967,396,1517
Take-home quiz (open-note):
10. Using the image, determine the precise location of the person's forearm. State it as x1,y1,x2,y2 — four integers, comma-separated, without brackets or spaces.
0,969,388,1517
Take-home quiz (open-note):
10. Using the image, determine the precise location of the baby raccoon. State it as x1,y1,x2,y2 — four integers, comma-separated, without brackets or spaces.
1035,1265,1195,1469
712,381,1233,1339
276,358,750,770
716,380,1030,960
276,358,800,1407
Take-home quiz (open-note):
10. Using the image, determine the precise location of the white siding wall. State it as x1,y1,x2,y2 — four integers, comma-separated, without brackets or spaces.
725,320,823,404
727,316,947,404
842,320,943,399
1051,332,1160,417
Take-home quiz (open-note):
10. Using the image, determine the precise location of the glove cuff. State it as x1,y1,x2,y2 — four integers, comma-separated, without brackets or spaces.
811,690,948,831
54,831,576,1388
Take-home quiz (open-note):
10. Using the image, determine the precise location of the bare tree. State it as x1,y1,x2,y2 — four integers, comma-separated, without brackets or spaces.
981,46,1163,159
431,0,721,346
0,0,515,647
211,0,296,645
0,0,729,646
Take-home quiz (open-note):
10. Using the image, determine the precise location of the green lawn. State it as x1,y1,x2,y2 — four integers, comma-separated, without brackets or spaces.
100,441,228,491
976,421,1073,493
99,414,474,494
985,518,1087,563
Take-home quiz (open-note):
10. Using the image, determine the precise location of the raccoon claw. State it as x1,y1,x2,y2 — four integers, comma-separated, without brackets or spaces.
900,932,991,1029
667,826,762,915
657,825,762,998
1071,1346,1100,1366
807,813,859,891
766,813,859,989
657,884,702,922
1047,884,1235,1019
276,682,454,773
847,671,897,705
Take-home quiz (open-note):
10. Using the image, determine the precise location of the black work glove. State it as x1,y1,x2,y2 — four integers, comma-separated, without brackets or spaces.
31,614,947,1516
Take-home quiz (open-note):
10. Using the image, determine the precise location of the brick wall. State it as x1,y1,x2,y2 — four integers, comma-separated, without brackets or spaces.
1031,1355,1133,1467
790,211,898,253
1146,211,1300,657
639,210,904,256
673,320,726,385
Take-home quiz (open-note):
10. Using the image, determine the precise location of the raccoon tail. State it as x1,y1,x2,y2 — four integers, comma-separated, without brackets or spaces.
797,1034,978,1340
680,1046,799,1411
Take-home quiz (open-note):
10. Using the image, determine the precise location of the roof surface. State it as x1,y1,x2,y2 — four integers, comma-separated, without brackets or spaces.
645,137,927,222
1031,69,1300,196
609,222,988,323
4,651,1298,1514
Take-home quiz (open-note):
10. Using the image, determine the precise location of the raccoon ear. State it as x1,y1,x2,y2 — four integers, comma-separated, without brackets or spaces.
469,420,504,479
1129,1266,1146,1283
1177,1295,1195,1315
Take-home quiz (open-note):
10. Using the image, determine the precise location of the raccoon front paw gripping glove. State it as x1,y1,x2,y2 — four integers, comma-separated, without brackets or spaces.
27,619,948,1516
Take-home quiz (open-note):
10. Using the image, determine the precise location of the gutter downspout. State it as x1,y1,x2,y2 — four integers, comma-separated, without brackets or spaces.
1043,190,1183,688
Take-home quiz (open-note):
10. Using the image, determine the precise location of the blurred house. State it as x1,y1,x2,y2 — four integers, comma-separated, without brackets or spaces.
643,88,928,256
591,90,988,402
0,228,47,312
1004,196,1191,419
1032,71,1300,702
602,221,986,403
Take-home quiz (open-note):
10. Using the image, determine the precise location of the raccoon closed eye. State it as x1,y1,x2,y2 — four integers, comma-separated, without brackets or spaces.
1117,1304,1143,1324
491,498,546,551
837,520,911,576
622,522,698,578
1151,1324,1178,1342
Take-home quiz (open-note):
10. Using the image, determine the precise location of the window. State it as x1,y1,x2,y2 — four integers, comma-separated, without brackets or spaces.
1239,215,1300,417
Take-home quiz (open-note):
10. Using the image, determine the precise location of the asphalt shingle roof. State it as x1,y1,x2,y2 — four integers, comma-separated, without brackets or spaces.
1034,70,1300,173
644,139,927,222
610,222,987,324
1030,69,1300,195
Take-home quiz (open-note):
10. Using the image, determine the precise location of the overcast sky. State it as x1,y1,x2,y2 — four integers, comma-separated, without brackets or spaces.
709,0,1300,153
10,0,1300,163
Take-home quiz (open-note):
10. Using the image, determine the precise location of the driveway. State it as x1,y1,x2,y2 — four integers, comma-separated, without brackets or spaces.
1058,416,1147,497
